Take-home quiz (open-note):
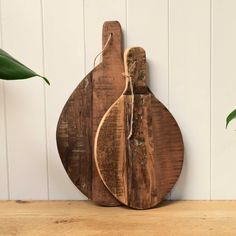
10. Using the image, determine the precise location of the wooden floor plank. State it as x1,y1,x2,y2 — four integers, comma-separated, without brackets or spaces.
0,201,236,236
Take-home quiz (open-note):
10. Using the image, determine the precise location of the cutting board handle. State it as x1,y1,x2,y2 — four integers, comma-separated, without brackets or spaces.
124,47,148,95
102,21,123,62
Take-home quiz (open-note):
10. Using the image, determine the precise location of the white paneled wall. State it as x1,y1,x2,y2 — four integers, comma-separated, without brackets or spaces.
0,0,236,200
127,0,169,106
43,0,86,200
1,0,48,200
211,0,236,199
0,0,8,199
169,0,211,200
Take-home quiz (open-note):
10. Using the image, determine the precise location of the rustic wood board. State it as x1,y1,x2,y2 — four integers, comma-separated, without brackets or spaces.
95,47,184,209
56,21,125,206
1,201,236,236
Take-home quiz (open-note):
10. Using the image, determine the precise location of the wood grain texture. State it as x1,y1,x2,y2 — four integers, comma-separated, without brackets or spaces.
56,21,125,206
95,47,184,209
1,201,236,236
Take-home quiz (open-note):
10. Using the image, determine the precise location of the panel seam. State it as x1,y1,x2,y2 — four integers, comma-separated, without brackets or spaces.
0,0,10,200
83,0,86,76
209,0,212,200
167,0,170,109
40,0,50,200
168,0,172,200
125,0,128,48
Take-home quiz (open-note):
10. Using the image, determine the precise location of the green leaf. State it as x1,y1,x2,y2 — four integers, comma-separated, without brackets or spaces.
0,48,50,85
226,109,236,128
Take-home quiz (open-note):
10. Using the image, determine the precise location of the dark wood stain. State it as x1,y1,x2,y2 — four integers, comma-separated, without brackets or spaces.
56,21,125,206
95,47,184,209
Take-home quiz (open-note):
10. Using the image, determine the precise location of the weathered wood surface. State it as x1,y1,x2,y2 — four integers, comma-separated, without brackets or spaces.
56,21,125,205
95,47,184,209
2,201,236,236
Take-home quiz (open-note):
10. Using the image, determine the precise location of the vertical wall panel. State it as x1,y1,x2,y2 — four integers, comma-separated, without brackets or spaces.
43,0,87,199
211,0,236,199
0,84,8,200
127,0,169,106
0,83,8,200
1,0,48,199
0,0,8,199
84,0,126,74
170,0,211,199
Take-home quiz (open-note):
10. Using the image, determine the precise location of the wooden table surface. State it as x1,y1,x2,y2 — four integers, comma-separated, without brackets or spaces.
0,200,236,236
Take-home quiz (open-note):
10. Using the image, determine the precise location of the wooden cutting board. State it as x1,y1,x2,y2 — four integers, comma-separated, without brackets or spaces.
56,21,125,206
95,47,184,209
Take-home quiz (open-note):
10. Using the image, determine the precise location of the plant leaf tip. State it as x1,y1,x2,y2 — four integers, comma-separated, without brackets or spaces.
44,77,50,85
40,75,50,85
